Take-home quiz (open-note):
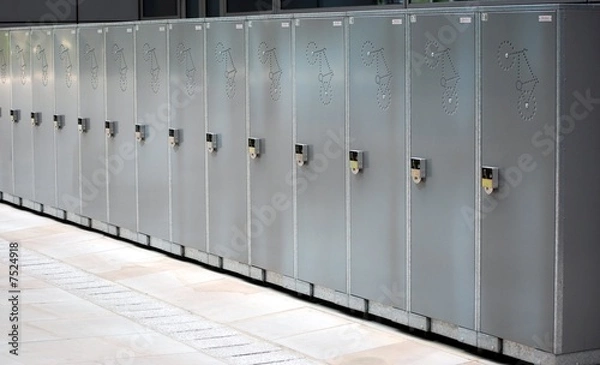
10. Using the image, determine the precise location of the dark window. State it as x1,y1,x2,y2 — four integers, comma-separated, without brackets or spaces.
142,0,178,18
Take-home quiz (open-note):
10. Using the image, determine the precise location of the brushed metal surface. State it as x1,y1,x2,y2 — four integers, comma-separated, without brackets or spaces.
11,30,34,201
136,23,170,241
480,10,556,351
105,25,137,232
54,27,80,212
168,21,206,250
31,28,56,207
349,14,407,308
295,17,347,292
248,18,294,276
410,12,476,329
0,31,13,194
206,20,248,263
79,26,108,223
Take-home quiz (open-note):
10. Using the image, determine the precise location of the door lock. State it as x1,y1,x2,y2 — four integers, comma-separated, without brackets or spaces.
169,128,181,147
31,112,41,126
206,132,218,153
10,109,20,123
135,124,146,142
54,115,65,130
105,121,117,137
295,143,308,167
78,118,89,133
411,157,427,184
482,166,499,195
349,150,364,175
248,137,262,159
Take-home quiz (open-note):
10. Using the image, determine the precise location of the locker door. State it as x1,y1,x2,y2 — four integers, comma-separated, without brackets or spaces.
295,17,347,291
410,13,476,329
480,10,557,351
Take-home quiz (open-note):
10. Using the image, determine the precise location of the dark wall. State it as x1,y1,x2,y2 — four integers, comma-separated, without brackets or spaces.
79,0,139,22
0,0,77,23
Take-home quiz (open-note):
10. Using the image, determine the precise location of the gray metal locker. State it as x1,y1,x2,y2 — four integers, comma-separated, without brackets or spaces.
480,9,557,351
54,27,80,213
105,24,137,232
348,14,407,307
295,16,347,292
168,21,206,251
409,12,476,329
0,31,12,194
10,29,34,201
135,22,170,241
78,26,107,223
247,16,294,276
205,19,248,263
31,28,56,207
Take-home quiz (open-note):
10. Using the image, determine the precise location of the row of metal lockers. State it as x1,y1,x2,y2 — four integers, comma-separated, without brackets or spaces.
1,5,600,364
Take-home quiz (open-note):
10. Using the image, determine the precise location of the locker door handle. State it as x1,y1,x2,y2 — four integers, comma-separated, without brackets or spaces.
135,124,147,142
248,137,262,159
349,150,364,175
411,157,427,184
31,112,41,126
54,115,65,130
10,109,20,123
78,118,89,133
295,143,308,166
206,133,218,153
482,166,499,195
169,128,181,147
105,121,117,137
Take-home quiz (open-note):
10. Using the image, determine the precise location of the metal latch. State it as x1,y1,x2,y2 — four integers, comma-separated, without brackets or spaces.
411,157,427,184
295,143,308,167
482,166,499,195
349,150,364,175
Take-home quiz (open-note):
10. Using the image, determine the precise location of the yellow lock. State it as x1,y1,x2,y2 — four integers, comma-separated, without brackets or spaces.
482,178,494,189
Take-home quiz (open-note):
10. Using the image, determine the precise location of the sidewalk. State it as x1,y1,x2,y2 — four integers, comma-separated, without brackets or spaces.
0,203,505,365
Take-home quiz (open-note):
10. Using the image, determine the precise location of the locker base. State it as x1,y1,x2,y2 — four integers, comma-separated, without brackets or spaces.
223,258,250,277
183,246,209,265
265,271,297,292
90,219,110,233
22,199,41,212
431,319,477,347
368,301,409,326
503,340,600,365
149,236,182,256
43,206,66,220
314,285,349,307
1,193,19,205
